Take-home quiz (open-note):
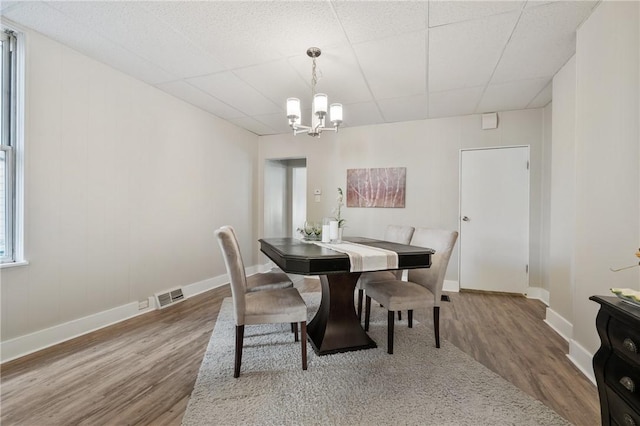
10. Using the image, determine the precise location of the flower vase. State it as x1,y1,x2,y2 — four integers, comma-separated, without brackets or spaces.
336,227,343,243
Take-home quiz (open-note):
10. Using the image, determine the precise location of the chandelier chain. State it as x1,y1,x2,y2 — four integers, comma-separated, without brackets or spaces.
311,57,317,98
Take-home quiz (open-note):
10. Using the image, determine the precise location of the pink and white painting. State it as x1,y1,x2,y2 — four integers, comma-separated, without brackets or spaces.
346,167,406,208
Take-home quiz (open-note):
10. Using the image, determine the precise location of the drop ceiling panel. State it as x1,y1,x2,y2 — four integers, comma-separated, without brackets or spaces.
47,1,225,80
353,31,427,100
477,77,550,113
491,1,596,83
2,1,598,136
228,116,277,136
429,86,485,118
528,82,552,108
253,113,295,135
234,59,310,108
342,101,384,128
429,1,524,27
2,2,175,84
429,11,519,92
378,95,428,123
187,72,281,117
332,1,428,44
155,81,244,120
288,45,373,105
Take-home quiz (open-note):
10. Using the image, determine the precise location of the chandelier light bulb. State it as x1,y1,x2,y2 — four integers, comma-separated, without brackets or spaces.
330,103,343,124
287,98,301,120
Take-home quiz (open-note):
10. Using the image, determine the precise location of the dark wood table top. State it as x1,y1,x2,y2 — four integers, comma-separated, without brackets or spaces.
259,237,434,275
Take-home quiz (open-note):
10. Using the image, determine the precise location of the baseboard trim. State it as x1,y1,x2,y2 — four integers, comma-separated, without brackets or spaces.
0,267,247,364
544,307,573,342
568,339,596,385
526,286,550,305
443,280,459,293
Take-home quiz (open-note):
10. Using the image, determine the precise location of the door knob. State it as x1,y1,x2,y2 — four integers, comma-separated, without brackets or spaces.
462,216,470,222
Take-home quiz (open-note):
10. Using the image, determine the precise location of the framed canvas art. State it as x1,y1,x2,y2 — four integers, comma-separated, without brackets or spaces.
346,167,406,208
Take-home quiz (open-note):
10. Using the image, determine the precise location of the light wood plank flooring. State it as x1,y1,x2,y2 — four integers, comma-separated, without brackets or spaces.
1,279,599,425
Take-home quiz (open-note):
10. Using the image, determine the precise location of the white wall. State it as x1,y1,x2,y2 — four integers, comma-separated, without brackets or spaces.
572,1,640,355
545,3,639,381
0,27,258,359
548,56,577,327
258,109,546,287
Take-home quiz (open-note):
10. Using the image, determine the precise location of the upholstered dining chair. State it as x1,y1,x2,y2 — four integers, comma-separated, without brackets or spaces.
226,226,294,293
355,225,415,320
364,228,458,354
215,226,308,377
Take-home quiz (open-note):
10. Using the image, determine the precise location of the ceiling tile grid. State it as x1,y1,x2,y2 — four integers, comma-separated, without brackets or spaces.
1,0,598,136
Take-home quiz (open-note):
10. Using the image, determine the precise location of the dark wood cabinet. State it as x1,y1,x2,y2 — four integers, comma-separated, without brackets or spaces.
591,296,640,426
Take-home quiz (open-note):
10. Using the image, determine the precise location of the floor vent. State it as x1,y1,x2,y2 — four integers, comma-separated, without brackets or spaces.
155,288,185,309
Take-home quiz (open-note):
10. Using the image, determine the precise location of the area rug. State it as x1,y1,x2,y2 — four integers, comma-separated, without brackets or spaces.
182,293,569,425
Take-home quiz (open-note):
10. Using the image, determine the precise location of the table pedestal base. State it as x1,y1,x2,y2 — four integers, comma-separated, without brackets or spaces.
307,273,377,355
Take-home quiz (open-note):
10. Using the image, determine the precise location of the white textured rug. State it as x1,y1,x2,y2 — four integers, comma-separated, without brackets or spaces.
183,293,569,425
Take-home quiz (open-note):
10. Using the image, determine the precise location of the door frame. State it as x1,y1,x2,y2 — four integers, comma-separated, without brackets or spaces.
457,145,530,294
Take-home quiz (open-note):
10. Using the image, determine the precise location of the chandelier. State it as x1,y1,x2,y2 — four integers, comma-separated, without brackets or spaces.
286,47,343,137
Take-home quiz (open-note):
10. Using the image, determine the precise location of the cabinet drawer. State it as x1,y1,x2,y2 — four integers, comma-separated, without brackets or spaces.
606,353,640,411
608,387,640,426
609,317,640,364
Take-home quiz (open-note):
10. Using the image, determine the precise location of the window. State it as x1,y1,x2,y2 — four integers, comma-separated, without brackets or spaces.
1,27,24,265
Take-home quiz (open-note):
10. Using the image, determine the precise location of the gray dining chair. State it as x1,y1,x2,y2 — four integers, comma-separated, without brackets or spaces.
215,226,308,377
226,226,294,293
355,225,415,320
364,228,458,354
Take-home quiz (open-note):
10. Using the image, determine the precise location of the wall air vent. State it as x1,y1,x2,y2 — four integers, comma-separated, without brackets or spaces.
154,288,185,309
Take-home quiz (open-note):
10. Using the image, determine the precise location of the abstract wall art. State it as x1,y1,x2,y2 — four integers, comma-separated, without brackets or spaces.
346,167,406,208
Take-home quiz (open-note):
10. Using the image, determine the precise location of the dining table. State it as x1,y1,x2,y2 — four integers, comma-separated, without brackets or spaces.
258,236,434,355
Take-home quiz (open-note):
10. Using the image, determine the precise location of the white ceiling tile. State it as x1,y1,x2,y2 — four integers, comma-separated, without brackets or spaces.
288,45,373,105
528,82,552,108
429,11,520,92
429,86,485,118
228,116,277,136
253,113,294,135
377,95,428,123
491,1,596,83
146,1,346,69
47,2,225,79
2,2,175,84
429,1,525,27
341,101,384,128
187,72,281,117
353,31,427,99
155,81,245,120
333,1,427,44
477,77,550,113
2,0,599,135
234,59,310,109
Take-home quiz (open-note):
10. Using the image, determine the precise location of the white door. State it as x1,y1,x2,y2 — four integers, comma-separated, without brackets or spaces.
459,146,529,294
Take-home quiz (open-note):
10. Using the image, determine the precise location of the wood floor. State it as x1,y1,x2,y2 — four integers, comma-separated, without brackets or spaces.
1,278,600,425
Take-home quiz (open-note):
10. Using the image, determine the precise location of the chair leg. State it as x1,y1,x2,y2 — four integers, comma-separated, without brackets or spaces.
434,306,440,348
301,321,307,371
387,310,395,354
398,311,402,321
408,310,413,328
291,323,295,333
293,322,299,342
364,296,372,331
357,289,364,321
234,325,244,378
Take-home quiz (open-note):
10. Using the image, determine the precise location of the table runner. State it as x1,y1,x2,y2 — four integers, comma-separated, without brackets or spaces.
315,241,399,272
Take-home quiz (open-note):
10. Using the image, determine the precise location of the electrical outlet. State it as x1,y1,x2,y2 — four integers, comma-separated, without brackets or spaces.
138,299,149,310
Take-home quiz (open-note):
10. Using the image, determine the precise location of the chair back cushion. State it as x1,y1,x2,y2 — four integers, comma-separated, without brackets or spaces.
408,228,458,305
214,226,247,325
384,225,415,245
